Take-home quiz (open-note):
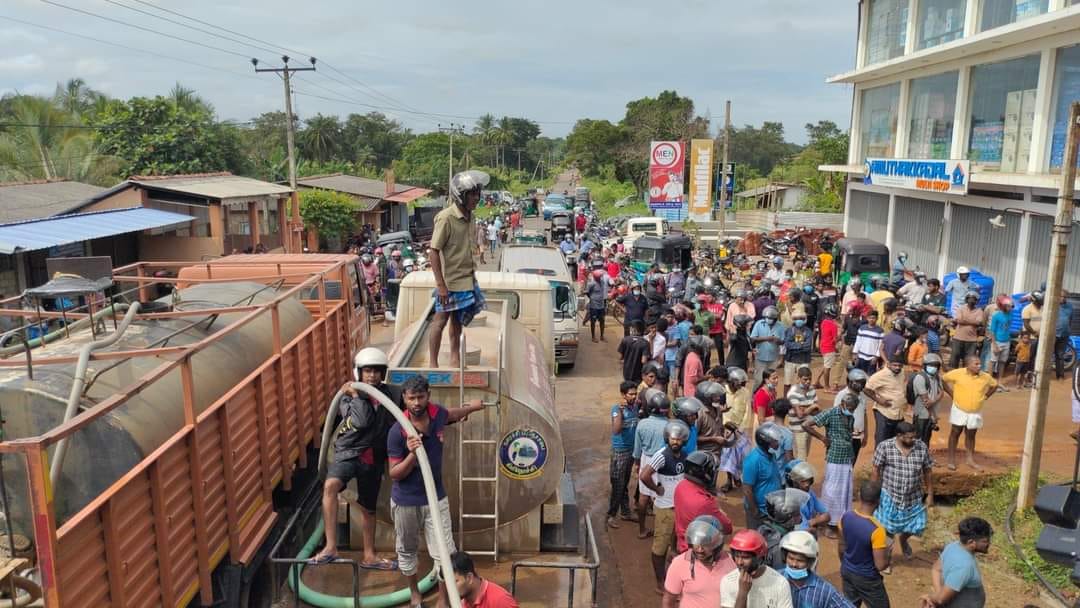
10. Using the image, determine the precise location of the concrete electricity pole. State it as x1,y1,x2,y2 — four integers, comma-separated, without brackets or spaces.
439,123,465,191
514,148,526,171
254,55,316,252
719,100,732,230
1018,101,1080,510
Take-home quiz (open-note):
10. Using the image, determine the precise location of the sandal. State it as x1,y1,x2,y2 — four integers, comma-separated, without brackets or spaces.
307,553,340,565
638,529,654,539
359,558,398,571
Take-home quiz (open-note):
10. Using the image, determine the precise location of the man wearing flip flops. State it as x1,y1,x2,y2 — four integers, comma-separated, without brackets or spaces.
311,348,401,571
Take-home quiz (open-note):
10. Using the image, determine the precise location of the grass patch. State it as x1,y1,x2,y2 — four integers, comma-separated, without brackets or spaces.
928,471,1073,593
579,175,647,219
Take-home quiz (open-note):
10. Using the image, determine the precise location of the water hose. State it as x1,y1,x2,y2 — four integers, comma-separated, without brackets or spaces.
0,303,129,357
303,383,462,608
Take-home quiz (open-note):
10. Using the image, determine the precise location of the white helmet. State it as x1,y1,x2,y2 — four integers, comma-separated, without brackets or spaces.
353,347,388,380
780,530,819,560
450,170,490,202
957,266,970,275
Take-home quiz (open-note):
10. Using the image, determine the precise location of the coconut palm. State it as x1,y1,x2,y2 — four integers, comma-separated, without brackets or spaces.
299,114,342,164
53,78,106,118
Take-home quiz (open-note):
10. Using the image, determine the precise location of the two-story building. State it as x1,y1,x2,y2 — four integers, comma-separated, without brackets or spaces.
826,0,1080,294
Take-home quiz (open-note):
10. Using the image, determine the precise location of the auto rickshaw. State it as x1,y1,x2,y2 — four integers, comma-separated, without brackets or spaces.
512,230,548,246
523,196,540,218
376,230,418,260
832,238,890,289
549,211,574,242
630,234,694,283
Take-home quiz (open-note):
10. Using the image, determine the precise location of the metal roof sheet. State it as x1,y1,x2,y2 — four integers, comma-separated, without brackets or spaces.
0,180,106,223
0,207,195,254
131,174,293,199
296,173,420,200
384,187,433,203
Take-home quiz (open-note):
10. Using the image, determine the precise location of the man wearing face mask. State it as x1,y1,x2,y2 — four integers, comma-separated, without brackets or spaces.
866,356,908,446
945,267,975,318
873,421,934,562
742,424,785,529
803,391,860,538
780,531,852,607
898,271,928,308
833,369,870,460
911,354,945,446
783,311,814,396
720,529,793,608
617,281,649,337
751,306,786,390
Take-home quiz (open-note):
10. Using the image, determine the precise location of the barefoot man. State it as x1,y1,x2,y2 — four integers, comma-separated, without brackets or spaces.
942,354,997,470
429,170,489,368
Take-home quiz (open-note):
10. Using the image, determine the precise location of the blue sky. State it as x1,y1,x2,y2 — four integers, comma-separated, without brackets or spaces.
1,0,857,143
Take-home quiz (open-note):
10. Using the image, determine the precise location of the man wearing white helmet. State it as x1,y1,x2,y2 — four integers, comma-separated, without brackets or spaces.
311,348,400,570
780,530,852,607
944,267,975,318
429,170,489,368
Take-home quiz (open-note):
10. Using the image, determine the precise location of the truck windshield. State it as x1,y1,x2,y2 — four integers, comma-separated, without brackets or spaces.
552,282,572,319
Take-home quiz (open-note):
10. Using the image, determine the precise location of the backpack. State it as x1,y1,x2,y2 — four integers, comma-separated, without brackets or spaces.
905,371,928,405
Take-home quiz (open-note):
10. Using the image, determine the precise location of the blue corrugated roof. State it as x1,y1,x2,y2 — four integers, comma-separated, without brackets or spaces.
0,207,195,254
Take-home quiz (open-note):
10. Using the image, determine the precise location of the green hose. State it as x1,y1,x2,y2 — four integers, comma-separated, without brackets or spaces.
290,519,438,608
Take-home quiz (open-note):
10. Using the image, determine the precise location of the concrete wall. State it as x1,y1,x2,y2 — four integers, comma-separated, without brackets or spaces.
137,235,224,262
79,186,142,211
734,209,845,232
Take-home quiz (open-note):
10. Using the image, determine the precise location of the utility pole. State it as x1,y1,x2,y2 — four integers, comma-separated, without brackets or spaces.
719,100,732,229
1018,101,1080,510
514,148,526,171
439,123,465,190
254,55,315,253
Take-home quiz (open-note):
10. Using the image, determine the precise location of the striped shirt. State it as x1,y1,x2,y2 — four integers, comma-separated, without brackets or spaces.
853,323,884,361
873,438,933,509
812,407,856,465
787,573,855,607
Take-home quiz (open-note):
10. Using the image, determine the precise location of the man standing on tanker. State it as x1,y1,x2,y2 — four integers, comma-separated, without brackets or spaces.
429,170,490,368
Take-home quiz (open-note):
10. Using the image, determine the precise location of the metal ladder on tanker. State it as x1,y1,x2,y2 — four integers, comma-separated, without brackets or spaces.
456,329,503,561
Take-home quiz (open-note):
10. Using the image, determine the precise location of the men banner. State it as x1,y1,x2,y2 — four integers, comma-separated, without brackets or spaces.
688,139,714,221
648,141,685,210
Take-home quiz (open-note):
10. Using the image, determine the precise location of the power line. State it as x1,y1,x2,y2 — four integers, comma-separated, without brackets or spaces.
0,121,255,131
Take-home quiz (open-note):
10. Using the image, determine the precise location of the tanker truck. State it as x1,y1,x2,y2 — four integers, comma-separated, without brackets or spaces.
0,254,369,607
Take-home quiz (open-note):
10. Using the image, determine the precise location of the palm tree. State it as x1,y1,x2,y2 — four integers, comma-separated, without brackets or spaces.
52,78,105,118
168,83,214,115
0,94,118,184
299,114,342,163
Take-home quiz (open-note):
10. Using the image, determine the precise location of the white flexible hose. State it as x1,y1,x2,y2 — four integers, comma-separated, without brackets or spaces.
317,383,462,608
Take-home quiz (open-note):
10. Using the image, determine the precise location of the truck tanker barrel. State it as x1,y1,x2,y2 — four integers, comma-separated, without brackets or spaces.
0,281,313,531
382,294,564,553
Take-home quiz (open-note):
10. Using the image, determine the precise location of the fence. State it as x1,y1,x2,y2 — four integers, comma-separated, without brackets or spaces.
733,209,844,233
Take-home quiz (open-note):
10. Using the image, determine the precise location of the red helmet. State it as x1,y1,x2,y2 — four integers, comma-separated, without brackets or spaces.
729,529,767,557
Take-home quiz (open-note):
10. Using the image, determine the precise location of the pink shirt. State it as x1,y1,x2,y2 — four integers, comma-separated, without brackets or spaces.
725,300,756,335
683,351,704,397
664,550,736,608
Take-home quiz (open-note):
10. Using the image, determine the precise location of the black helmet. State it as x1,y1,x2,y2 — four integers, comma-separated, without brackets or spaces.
1032,291,1045,304
684,451,719,490
754,423,784,451
764,488,811,528
644,388,670,416
673,397,704,423
695,380,726,405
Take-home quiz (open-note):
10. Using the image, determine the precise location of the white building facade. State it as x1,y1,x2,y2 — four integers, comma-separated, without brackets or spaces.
827,0,1080,295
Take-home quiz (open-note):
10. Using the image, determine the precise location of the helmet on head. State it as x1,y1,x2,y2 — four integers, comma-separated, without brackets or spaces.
644,388,670,415
898,251,908,260
729,529,768,558
754,423,785,451
964,291,980,303
823,303,839,317
361,253,373,264
673,397,704,422
733,314,753,329
957,266,970,275
773,256,784,266
450,169,490,202
727,367,748,389
663,420,691,443
780,530,820,561
786,460,817,486
847,368,868,383
765,488,810,528
923,353,943,367
763,306,780,320
353,347,388,380
685,515,726,553
1032,291,1045,304
684,451,719,490
695,380,726,405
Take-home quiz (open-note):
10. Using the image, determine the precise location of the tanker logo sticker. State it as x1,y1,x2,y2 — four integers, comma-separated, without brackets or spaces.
498,429,548,480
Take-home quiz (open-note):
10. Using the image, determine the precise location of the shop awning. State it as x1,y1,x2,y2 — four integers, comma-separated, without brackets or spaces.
0,207,195,254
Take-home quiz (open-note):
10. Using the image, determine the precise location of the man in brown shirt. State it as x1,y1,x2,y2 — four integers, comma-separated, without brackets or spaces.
866,357,907,446
951,291,985,370
429,170,489,368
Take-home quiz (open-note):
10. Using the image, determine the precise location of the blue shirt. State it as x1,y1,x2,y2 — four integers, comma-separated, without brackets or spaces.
742,447,782,514
839,510,887,579
799,490,828,531
750,319,786,363
787,572,854,607
926,329,940,353
611,405,637,452
685,424,698,454
776,425,794,460
665,325,680,361
633,415,668,459
560,240,575,254
1057,301,1073,338
945,278,975,315
386,404,449,507
941,540,983,593
990,310,1012,342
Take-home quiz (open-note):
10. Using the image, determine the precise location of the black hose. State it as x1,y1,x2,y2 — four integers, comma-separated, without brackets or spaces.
1004,484,1071,607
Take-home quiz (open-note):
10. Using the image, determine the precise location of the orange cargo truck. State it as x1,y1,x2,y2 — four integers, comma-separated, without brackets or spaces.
0,254,369,607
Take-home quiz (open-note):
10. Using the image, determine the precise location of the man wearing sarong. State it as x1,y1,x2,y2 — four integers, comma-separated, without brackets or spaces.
803,391,861,538
429,170,489,368
872,421,933,561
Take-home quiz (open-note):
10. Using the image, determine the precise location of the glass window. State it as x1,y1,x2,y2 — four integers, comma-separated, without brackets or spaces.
865,0,909,64
552,282,572,319
917,0,966,49
1050,45,1080,171
907,71,959,159
967,55,1041,171
859,84,901,160
980,0,1048,32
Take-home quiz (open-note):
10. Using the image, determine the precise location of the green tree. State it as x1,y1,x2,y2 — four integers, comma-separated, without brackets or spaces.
729,121,801,176
395,132,450,192
299,189,357,238
52,78,107,119
341,112,412,170
299,114,343,164
615,90,710,190
92,95,245,176
241,111,290,181
565,119,624,176
805,120,849,166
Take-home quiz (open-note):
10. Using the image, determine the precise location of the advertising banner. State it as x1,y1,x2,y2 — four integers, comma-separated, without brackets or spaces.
648,141,685,209
688,139,714,221
863,158,970,195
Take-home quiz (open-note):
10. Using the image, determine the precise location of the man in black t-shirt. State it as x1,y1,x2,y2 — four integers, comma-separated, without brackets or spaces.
311,348,401,570
618,319,652,382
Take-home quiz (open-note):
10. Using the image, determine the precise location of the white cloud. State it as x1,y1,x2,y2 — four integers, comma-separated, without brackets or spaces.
74,57,108,77
0,54,43,73
0,28,47,45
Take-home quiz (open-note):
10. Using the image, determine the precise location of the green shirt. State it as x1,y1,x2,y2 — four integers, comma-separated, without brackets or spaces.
813,406,856,465
430,204,476,292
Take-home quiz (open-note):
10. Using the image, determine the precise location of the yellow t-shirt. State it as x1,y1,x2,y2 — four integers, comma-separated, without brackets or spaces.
818,252,833,276
943,368,998,413
725,386,752,430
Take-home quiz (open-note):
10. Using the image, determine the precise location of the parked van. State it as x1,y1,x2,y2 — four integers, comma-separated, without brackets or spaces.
394,271,556,370
499,244,580,370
